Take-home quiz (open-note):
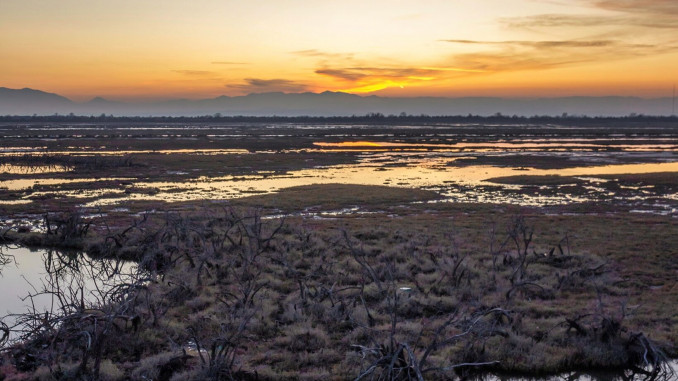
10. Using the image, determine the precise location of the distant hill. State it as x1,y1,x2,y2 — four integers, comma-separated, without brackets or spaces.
0,87,674,117
0,87,75,115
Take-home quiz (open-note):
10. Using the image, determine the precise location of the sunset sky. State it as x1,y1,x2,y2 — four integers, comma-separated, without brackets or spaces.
1,0,677,101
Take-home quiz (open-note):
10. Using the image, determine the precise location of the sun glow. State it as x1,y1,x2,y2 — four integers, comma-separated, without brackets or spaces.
340,81,407,94
421,67,487,73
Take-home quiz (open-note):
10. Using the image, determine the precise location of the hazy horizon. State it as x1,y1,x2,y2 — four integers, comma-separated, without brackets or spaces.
2,86,676,117
6,86,678,103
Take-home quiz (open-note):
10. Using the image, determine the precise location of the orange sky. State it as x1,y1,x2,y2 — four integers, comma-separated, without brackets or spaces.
1,0,677,101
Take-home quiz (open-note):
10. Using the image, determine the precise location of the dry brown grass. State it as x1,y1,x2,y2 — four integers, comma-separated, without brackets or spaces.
3,195,677,380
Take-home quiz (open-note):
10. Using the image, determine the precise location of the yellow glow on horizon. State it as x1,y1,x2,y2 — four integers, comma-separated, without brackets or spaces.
421,67,487,73
340,81,402,94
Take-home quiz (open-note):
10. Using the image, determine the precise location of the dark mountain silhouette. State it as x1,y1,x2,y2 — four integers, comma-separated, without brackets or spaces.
0,87,75,115
85,96,120,106
82,96,129,115
0,87,674,117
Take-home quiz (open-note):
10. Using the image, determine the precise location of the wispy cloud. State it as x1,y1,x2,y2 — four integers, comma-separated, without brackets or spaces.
503,13,678,30
294,1,677,96
316,67,422,93
316,66,481,82
502,14,613,29
443,39,617,48
315,65,482,93
442,38,674,73
291,49,328,57
227,78,308,93
292,50,460,93
592,0,678,16
315,68,368,81
172,70,218,77
291,49,355,62
316,67,429,81
447,0,678,77
505,0,678,31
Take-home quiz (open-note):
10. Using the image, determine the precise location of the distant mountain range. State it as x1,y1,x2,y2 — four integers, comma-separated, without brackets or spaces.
0,87,675,117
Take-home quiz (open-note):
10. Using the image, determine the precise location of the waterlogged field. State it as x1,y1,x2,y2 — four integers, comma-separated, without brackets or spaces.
1,121,677,220
1,120,678,380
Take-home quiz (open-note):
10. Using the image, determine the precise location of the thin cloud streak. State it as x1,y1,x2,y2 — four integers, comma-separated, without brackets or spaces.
443,39,617,48
443,0,678,78
316,69,367,81
172,70,219,77
506,0,678,31
315,65,484,94
442,38,676,73
211,61,250,65
227,78,309,93
291,49,328,57
421,67,486,73
291,49,355,60
592,0,678,15
316,66,481,82
503,13,678,30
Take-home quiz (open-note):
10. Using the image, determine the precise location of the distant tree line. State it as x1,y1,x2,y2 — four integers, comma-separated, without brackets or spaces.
0,112,676,127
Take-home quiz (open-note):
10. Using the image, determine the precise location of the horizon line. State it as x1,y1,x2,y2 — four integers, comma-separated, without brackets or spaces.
2,86,676,103
2,113,676,120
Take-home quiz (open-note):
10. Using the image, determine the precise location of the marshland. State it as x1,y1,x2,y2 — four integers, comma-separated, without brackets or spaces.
1,116,677,380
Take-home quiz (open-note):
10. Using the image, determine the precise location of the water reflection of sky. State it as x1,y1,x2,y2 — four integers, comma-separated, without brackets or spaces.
63,161,678,212
0,245,135,343
2,136,678,213
2,157,678,213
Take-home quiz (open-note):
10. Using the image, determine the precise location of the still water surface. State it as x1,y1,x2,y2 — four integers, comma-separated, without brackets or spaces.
0,245,135,343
